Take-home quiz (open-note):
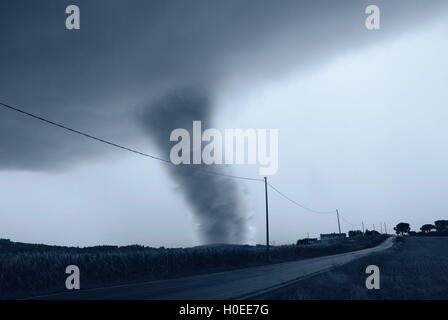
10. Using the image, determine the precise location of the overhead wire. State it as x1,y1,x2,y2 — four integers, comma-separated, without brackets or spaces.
0,101,263,182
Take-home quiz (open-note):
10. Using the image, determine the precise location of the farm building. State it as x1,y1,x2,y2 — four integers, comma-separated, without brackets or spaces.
320,233,346,241
296,238,318,245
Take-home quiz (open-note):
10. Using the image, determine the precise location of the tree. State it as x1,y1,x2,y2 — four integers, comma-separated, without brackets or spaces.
394,223,410,236
364,229,380,236
420,224,436,233
348,230,363,237
434,220,448,232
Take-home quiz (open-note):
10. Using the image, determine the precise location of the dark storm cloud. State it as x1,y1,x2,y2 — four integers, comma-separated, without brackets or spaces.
1,0,447,170
1,0,448,245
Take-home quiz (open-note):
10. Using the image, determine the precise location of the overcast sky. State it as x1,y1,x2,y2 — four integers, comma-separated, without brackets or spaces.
1,1,448,247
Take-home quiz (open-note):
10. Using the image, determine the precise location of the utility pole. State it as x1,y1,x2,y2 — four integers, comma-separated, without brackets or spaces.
336,209,341,235
362,221,365,234
264,177,270,261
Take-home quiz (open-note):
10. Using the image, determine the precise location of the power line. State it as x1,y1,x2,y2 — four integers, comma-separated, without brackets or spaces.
339,214,362,228
0,101,263,182
0,102,169,162
339,214,352,225
175,164,263,182
1,100,353,243
267,182,336,215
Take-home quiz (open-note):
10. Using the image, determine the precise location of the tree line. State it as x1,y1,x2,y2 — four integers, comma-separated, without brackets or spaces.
393,220,448,236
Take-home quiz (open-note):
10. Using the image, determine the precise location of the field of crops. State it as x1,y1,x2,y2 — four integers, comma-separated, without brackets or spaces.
0,235,387,299
270,237,448,299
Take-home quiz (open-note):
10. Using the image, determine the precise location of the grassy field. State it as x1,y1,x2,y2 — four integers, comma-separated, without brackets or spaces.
268,237,448,300
0,235,386,299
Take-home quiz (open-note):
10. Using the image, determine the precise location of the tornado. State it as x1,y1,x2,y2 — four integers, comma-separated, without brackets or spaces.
141,87,249,244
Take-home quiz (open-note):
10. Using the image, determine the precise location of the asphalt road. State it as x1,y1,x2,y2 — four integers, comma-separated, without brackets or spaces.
29,237,394,300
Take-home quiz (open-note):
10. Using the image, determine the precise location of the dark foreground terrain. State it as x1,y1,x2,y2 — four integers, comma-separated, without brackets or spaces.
0,236,386,299
267,237,448,299
24,237,394,300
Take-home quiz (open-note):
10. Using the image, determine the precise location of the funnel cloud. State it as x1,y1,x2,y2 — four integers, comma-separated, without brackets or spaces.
141,88,249,244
